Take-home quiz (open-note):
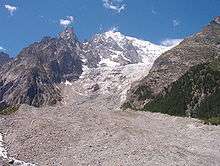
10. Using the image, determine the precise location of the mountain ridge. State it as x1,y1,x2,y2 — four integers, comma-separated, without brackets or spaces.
81,29,173,68
0,28,171,111
0,29,83,109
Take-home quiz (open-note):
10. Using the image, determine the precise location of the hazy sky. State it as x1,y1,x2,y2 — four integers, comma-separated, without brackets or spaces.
0,0,220,56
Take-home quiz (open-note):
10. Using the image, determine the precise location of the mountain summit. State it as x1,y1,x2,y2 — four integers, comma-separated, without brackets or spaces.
81,29,172,68
0,28,83,109
0,52,12,68
214,16,220,24
59,27,78,43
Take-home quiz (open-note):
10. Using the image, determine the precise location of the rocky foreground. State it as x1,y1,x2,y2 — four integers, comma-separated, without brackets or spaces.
0,79,220,166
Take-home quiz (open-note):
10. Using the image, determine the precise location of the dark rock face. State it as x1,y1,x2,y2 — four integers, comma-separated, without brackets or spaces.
91,83,100,92
0,52,12,68
126,17,220,110
0,28,83,108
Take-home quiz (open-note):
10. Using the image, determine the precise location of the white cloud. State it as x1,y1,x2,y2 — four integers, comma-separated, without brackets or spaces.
151,9,157,15
5,4,17,16
160,38,183,47
173,19,180,27
60,16,74,27
67,16,74,22
102,0,126,13
0,46,6,51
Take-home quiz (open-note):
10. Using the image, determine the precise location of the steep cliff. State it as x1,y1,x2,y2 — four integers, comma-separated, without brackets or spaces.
0,28,82,108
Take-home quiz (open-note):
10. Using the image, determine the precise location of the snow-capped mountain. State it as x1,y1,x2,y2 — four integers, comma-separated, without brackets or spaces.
76,30,176,104
82,29,173,68
0,27,178,110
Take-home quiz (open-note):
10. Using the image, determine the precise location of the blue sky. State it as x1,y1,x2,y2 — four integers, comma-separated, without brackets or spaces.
0,0,220,56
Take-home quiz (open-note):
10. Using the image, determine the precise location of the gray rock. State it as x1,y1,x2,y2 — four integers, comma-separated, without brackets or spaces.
0,52,12,69
0,28,83,108
90,83,100,92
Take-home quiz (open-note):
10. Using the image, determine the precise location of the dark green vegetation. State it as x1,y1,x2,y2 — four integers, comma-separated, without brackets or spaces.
122,86,154,110
134,86,154,101
0,106,19,115
142,60,220,125
203,117,220,125
123,60,220,125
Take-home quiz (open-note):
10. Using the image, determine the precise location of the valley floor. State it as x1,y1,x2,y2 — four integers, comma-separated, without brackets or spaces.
0,66,220,166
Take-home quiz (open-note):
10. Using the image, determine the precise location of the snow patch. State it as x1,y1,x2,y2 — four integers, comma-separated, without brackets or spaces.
0,133,7,159
126,36,170,63
109,50,122,59
101,30,170,65
104,30,125,42
10,158,36,166
64,80,72,86
99,58,120,67
0,133,36,165
214,17,220,24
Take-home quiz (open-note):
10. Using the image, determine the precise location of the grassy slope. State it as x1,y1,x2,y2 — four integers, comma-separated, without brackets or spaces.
0,106,18,115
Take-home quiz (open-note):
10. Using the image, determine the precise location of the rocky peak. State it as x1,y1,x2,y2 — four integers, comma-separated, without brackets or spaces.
0,52,12,68
103,30,126,42
0,52,10,59
0,28,83,109
41,36,53,42
59,27,77,42
214,16,220,24
195,16,220,45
